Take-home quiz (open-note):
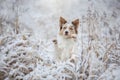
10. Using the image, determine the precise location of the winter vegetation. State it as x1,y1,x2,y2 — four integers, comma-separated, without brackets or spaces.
0,0,120,80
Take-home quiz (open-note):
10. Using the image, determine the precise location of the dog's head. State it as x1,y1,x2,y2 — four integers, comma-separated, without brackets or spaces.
59,17,79,39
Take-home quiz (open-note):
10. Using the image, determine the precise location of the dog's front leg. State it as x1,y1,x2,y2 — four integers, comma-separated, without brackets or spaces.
53,39,61,61
61,51,67,61
61,49,70,61
69,47,78,64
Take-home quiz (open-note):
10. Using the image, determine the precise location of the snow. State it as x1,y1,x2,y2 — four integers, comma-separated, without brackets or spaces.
0,0,120,80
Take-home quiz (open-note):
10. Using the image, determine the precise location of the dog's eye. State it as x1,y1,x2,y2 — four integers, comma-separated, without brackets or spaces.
63,27,66,29
69,27,73,30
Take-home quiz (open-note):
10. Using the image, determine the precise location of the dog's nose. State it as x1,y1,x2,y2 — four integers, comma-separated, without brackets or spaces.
65,31,68,35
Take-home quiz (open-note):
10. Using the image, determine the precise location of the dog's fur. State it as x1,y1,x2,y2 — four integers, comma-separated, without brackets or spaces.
53,17,79,62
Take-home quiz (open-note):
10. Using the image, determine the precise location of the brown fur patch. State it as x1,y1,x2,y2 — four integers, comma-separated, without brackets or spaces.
72,19,79,34
53,39,57,44
59,17,67,30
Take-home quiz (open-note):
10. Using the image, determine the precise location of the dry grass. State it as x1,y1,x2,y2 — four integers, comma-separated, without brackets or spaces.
0,0,120,80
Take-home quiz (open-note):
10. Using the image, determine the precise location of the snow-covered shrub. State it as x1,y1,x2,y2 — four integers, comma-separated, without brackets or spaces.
0,0,120,80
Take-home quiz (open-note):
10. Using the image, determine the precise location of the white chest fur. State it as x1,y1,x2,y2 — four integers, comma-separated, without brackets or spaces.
57,35,76,61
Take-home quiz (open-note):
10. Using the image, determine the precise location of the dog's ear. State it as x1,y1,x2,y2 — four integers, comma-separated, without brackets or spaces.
72,19,79,34
59,17,67,30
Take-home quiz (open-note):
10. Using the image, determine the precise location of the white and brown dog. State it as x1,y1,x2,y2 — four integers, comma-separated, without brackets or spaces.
53,17,79,62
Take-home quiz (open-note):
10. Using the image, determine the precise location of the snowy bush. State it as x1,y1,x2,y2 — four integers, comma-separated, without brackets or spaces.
0,0,120,80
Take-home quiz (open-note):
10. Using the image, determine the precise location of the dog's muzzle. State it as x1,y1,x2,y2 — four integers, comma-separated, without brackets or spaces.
65,31,68,35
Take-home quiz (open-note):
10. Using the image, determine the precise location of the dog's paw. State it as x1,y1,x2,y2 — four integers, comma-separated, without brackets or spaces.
70,54,78,64
71,34,77,41
71,34,77,38
70,58,75,63
52,39,57,44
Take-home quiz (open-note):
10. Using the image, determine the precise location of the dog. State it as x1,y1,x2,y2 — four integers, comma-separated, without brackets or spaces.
53,17,79,62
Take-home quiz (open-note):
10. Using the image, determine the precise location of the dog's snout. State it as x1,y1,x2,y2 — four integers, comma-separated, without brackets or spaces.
65,31,68,35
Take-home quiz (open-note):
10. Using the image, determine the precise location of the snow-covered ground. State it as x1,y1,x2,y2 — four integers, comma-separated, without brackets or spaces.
0,0,120,80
